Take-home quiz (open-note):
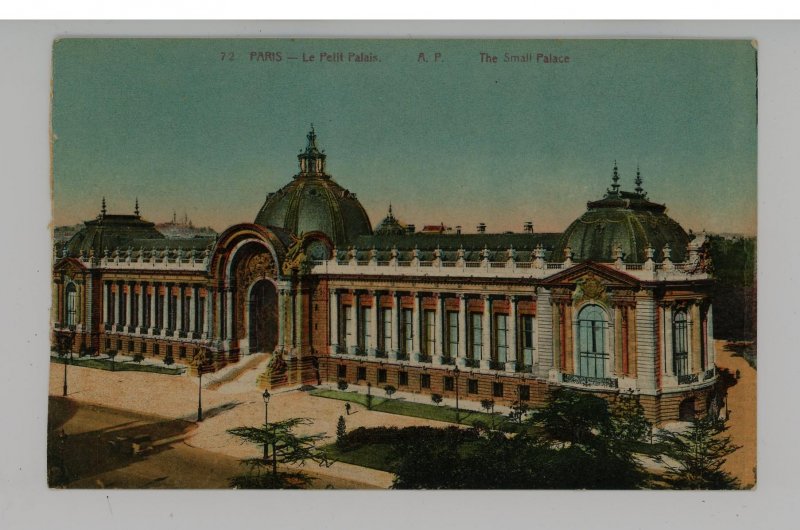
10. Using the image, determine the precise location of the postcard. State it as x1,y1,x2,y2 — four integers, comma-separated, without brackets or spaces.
49,38,756,489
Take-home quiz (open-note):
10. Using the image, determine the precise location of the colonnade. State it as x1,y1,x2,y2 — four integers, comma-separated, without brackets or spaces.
102,280,210,339
329,289,533,373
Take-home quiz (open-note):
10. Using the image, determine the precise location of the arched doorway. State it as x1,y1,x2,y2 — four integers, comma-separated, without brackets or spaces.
248,280,278,353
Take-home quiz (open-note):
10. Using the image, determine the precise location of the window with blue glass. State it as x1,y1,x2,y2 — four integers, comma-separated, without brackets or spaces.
577,304,608,378
673,310,689,376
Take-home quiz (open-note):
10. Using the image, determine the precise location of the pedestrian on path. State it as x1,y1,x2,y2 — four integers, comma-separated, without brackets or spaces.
345,402,351,416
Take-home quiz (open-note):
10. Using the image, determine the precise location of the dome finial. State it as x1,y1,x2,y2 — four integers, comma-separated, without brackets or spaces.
134,197,140,216
101,196,107,217
611,160,620,194
388,202,393,217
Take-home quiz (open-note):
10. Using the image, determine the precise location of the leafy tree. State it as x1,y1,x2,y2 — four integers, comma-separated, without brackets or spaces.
530,389,612,445
609,392,652,447
430,393,443,406
163,351,174,366
656,415,740,489
336,415,347,447
384,385,396,399
106,349,118,371
508,400,531,424
132,352,144,363
480,399,496,429
227,417,332,489
337,379,349,391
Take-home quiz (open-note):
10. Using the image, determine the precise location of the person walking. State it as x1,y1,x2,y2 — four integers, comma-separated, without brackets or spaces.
345,402,351,416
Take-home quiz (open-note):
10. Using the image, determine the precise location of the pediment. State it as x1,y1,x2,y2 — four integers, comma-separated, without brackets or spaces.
53,257,87,275
540,261,640,290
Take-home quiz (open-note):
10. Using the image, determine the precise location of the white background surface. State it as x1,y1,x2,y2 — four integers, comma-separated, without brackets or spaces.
0,19,796,530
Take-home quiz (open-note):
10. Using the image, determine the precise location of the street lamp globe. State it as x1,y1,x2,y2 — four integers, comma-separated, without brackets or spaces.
262,389,271,404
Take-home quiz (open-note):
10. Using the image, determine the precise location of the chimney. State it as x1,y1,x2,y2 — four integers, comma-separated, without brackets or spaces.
477,223,486,233
523,221,533,233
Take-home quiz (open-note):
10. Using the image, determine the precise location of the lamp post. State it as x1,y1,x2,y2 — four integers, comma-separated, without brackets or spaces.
196,347,208,422
367,381,372,410
262,389,271,465
59,332,74,397
453,364,461,424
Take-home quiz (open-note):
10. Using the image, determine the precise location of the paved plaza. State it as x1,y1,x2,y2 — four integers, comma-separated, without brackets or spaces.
48,339,756,489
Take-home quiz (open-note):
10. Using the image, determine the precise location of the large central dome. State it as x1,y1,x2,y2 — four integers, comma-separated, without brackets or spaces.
556,164,690,263
254,128,373,246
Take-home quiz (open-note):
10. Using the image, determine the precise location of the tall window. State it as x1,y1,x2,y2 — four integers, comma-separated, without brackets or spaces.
577,304,608,378
380,308,392,352
401,308,413,354
446,311,458,358
65,283,77,326
358,305,371,351
182,293,190,331
673,311,689,376
168,294,177,331
343,305,354,350
521,315,535,366
108,291,115,324
423,310,435,356
120,291,128,326
142,291,150,329
495,314,508,363
469,313,482,360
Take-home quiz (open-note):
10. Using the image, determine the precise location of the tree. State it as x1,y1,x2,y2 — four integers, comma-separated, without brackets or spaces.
132,351,144,363
106,349,118,371
508,400,530,424
227,417,332,489
163,351,175,366
337,379,349,391
530,389,612,445
656,415,740,489
430,393,443,406
384,385,396,399
480,399,496,429
609,392,652,447
336,415,347,448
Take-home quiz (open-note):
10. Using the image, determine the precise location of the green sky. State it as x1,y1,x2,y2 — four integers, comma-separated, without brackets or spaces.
51,38,757,235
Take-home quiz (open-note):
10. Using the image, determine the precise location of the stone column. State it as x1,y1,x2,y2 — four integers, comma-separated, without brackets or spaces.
412,292,422,361
214,288,222,339
277,287,286,353
202,291,211,339
102,281,110,328
225,287,234,345
664,304,674,376
690,301,703,374
135,283,144,334
457,294,467,366
389,291,399,360
329,289,339,355
161,284,169,336
433,294,444,364
125,282,133,332
75,282,83,328
506,295,518,372
294,282,304,356
189,285,197,337
148,284,157,335
113,283,121,331
480,295,492,370
174,284,184,338
369,291,379,357
347,293,357,354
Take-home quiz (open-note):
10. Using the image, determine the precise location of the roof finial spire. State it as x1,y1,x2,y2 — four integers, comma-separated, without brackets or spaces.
611,160,620,194
635,164,644,195
134,197,140,216
388,202,393,217
101,196,107,217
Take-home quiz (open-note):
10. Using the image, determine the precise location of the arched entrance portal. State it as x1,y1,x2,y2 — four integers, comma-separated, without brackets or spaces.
248,280,278,354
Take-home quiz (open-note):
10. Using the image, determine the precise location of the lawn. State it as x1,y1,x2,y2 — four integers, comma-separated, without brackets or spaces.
51,356,185,375
324,442,396,472
309,388,517,430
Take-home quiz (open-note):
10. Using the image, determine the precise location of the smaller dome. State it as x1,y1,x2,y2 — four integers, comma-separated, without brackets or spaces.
556,165,690,263
63,198,164,257
374,204,407,236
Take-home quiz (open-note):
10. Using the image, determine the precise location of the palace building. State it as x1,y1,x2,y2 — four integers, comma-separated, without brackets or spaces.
52,128,717,423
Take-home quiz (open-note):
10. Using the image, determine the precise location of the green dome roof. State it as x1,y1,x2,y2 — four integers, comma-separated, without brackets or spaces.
555,166,689,263
254,128,372,246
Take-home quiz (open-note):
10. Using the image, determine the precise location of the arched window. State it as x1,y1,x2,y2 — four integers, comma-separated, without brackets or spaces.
673,310,689,376
577,304,608,378
65,283,77,327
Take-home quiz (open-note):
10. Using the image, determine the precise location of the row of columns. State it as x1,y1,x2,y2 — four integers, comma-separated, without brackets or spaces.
330,290,529,371
102,280,210,339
